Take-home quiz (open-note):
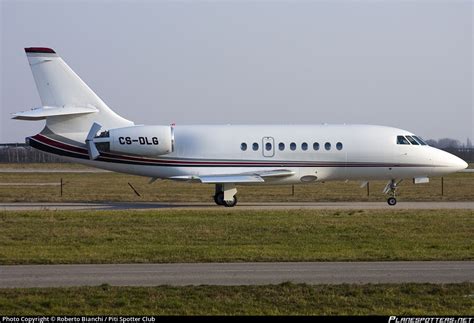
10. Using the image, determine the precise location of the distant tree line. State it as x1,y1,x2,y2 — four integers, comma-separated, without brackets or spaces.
423,138,473,163
0,139,473,163
424,138,473,149
0,143,68,163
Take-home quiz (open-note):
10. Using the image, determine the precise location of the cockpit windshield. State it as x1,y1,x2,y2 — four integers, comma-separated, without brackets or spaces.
405,136,419,145
413,136,427,145
397,136,410,145
397,135,428,146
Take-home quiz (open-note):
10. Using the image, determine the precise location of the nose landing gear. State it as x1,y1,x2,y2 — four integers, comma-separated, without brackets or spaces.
387,197,397,206
384,179,401,206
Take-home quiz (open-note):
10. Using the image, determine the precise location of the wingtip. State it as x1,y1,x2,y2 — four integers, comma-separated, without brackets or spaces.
24,47,56,54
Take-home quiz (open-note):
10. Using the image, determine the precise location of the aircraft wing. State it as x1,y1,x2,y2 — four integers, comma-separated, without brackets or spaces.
169,169,295,184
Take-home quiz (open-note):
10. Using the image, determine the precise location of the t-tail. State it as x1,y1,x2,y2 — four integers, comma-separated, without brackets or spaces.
13,47,173,161
13,47,134,143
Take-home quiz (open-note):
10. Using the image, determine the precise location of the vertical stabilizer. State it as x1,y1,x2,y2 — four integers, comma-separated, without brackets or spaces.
23,47,133,141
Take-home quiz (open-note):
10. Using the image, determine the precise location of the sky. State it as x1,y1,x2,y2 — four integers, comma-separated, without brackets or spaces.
1,0,472,143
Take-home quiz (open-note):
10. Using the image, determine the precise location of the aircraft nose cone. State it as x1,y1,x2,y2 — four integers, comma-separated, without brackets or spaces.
431,148,469,176
448,154,468,172
449,154,468,171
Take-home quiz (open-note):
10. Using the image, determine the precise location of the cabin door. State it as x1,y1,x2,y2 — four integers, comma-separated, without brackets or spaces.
262,137,275,157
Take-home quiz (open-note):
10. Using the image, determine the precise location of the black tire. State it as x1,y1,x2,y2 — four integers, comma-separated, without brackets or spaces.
214,193,224,206
224,195,237,207
387,197,397,206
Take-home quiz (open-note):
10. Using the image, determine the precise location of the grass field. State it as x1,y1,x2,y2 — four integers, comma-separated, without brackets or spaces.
0,209,472,264
0,283,472,315
0,163,473,203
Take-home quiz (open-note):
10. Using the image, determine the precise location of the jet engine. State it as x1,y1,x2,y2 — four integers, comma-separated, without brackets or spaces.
87,124,174,158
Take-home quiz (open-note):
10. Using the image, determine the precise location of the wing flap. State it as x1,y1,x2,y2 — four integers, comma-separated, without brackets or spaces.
199,175,264,184
257,169,295,178
169,175,201,183
168,169,294,184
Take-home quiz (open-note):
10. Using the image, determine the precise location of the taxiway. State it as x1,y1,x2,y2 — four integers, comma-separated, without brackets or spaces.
1,261,472,288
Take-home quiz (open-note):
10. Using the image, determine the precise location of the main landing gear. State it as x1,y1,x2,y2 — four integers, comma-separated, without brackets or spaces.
214,184,238,207
383,179,401,206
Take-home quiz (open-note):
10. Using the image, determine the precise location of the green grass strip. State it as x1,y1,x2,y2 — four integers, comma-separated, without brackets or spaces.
0,283,472,315
0,209,472,264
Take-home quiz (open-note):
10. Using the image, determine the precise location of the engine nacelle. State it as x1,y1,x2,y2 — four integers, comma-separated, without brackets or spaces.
94,125,174,156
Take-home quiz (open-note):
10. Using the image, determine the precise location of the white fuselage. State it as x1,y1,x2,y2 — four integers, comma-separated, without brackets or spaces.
60,124,467,184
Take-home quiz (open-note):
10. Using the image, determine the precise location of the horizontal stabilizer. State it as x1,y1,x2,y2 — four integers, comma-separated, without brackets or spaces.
12,106,98,121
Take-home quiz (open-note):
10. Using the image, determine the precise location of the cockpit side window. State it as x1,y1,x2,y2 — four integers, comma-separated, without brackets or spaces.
405,136,419,145
413,136,427,145
397,136,410,145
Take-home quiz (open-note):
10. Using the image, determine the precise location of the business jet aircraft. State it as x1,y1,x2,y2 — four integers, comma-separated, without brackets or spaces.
13,47,468,207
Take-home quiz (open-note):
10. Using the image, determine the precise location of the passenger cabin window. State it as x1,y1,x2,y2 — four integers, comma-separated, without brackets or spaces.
336,142,343,150
241,143,247,151
405,136,419,145
252,142,259,151
265,142,272,151
325,142,331,150
279,142,285,151
290,142,296,151
313,142,319,151
413,136,427,145
301,142,308,151
397,136,410,145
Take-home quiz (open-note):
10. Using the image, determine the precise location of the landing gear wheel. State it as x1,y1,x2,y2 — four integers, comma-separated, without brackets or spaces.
224,195,237,207
387,197,397,206
214,193,224,206
213,183,238,207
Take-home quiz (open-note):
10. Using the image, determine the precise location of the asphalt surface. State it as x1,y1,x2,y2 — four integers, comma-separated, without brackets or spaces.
0,201,473,211
1,261,472,288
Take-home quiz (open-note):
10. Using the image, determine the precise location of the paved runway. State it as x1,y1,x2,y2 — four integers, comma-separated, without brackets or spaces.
1,261,472,288
0,201,473,211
